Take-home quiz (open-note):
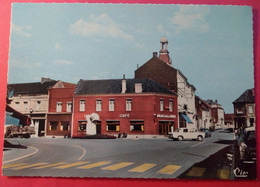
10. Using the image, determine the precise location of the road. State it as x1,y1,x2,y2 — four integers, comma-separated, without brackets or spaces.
2,132,234,179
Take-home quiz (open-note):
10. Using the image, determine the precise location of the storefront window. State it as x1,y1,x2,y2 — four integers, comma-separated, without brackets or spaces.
78,121,86,131
130,121,144,132
107,121,120,131
50,121,58,130
61,121,70,131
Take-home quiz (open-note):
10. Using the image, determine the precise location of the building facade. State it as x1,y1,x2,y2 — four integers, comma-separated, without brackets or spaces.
72,78,178,138
7,78,58,137
135,38,196,129
224,113,235,129
46,81,76,137
195,96,212,129
205,100,225,129
233,88,255,129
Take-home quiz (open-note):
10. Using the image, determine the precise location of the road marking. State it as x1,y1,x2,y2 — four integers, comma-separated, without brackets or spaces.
33,162,67,169
3,146,38,164
54,161,89,169
190,141,205,148
186,167,206,177
2,163,27,169
12,163,48,170
73,145,86,161
158,165,181,174
217,169,230,179
78,161,111,169
102,162,133,171
129,163,156,173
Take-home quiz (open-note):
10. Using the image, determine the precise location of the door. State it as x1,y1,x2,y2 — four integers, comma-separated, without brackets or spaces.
159,121,174,136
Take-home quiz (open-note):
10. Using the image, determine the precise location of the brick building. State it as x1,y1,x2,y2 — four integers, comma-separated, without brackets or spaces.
46,81,76,137
135,38,196,129
72,78,178,138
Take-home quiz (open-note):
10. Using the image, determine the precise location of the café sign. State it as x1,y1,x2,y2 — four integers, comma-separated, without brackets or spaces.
120,114,130,118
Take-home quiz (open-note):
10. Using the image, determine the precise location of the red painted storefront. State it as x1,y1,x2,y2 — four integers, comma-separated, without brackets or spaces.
72,93,178,137
47,85,76,136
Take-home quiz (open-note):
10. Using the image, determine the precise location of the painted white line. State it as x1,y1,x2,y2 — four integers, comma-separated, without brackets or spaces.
73,145,86,161
3,146,38,164
190,141,205,148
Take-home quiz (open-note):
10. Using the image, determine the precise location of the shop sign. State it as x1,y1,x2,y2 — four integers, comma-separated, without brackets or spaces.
156,114,176,118
120,114,130,118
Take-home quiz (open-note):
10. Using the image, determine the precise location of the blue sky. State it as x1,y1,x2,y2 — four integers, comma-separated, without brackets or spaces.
8,3,254,113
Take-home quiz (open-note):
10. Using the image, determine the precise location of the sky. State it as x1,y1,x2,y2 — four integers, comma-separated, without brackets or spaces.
8,3,254,113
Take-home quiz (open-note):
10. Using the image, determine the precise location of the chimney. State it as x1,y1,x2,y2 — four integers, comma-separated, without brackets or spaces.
121,74,126,93
135,83,142,93
153,52,158,57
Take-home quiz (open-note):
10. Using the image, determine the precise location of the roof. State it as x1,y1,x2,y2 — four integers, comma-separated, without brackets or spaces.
8,80,58,96
233,88,255,104
75,78,176,95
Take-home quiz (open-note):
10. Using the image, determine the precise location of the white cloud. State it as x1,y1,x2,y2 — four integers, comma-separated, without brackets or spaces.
10,59,44,69
11,23,32,38
171,5,210,33
69,14,143,47
53,59,74,65
54,43,62,50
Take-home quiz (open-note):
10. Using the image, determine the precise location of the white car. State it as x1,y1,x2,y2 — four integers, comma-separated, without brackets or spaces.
171,128,205,141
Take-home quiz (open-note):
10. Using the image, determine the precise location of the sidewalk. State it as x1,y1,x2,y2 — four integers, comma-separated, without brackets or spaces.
3,140,37,164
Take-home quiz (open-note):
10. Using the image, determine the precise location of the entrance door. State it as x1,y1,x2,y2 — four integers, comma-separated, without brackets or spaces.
159,121,174,136
96,121,101,134
38,119,45,136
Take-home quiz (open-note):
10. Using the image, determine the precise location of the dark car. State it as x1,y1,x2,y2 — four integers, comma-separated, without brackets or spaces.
199,128,211,138
238,127,256,162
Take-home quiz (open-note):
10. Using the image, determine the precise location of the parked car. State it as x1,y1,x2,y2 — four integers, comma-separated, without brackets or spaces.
171,128,205,141
238,127,256,162
199,128,211,137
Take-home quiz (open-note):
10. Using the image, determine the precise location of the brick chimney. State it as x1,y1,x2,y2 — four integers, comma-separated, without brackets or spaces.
159,37,172,65
121,74,126,93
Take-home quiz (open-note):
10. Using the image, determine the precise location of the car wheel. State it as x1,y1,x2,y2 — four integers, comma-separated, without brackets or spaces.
197,136,203,141
178,136,183,141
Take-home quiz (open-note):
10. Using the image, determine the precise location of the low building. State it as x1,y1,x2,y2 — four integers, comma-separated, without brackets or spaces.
195,96,212,129
72,78,178,138
205,99,225,129
224,113,235,129
46,81,76,137
233,88,255,129
7,78,58,137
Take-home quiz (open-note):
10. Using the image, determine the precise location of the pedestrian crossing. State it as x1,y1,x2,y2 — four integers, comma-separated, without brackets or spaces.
2,161,230,179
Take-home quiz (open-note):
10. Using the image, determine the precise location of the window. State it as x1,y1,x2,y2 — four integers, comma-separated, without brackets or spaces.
160,99,164,111
130,121,144,132
56,102,62,112
126,99,132,111
248,105,254,114
23,101,28,111
169,100,173,112
49,121,58,130
15,102,20,111
66,102,72,112
109,99,115,111
80,100,85,112
106,121,120,131
96,99,102,111
61,121,70,131
36,101,41,111
78,121,86,131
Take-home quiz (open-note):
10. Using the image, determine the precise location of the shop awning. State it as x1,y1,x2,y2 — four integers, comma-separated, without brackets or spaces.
180,114,192,123
5,115,20,126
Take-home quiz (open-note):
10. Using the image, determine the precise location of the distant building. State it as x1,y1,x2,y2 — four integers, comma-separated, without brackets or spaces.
205,99,225,129
195,96,212,129
224,113,235,129
72,78,178,138
7,78,58,137
233,88,255,129
135,37,196,129
46,81,76,137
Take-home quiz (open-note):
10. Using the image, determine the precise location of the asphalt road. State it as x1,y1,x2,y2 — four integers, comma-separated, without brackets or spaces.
2,132,234,179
